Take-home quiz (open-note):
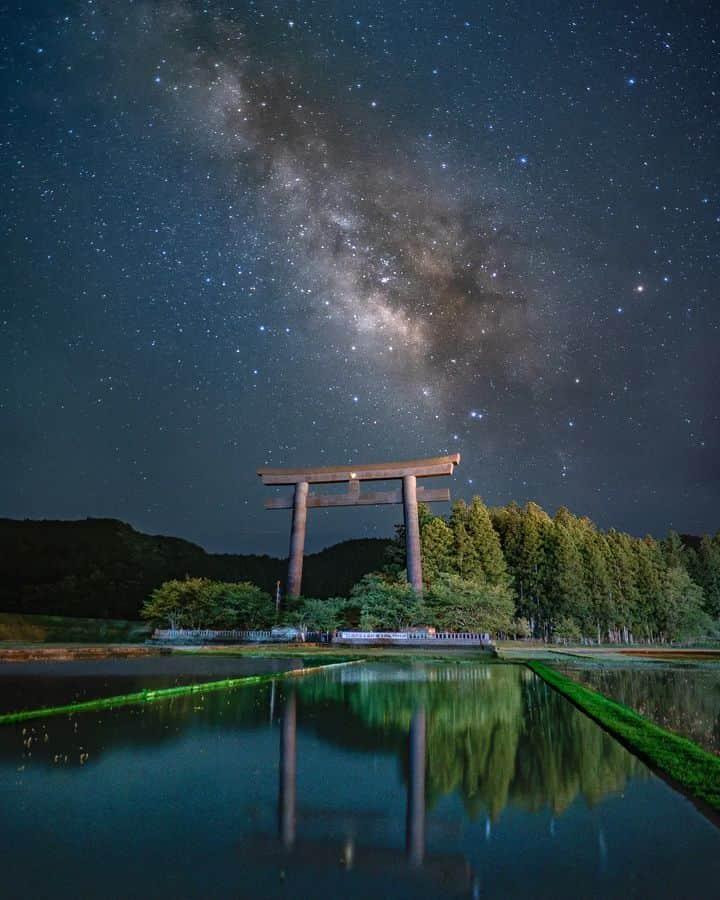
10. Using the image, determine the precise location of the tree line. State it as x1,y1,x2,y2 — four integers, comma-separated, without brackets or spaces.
142,497,720,643
412,498,719,642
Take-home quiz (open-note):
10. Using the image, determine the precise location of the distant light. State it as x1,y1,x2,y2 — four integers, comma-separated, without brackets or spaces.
519,155,528,165
627,77,636,86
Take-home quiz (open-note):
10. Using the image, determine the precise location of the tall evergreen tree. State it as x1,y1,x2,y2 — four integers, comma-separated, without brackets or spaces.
575,518,612,640
516,502,552,637
492,501,522,573
449,500,482,579
697,534,720,617
465,496,509,586
663,530,686,569
545,510,586,632
421,516,455,583
633,536,665,641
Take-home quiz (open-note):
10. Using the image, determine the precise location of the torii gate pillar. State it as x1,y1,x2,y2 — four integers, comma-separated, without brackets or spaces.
403,475,422,594
287,482,309,599
258,454,460,599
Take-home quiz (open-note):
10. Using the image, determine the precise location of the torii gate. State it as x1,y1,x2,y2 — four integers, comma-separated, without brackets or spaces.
257,453,460,597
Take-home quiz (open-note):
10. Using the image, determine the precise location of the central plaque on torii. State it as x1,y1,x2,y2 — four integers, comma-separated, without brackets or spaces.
257,453,461,598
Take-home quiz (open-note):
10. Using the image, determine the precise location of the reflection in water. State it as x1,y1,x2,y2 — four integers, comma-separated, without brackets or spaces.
0,655,306,714
406,707,426,866
559,663,720,755
279,690,297,849
296,663,644,821
1,661,719,899
277,693,441,880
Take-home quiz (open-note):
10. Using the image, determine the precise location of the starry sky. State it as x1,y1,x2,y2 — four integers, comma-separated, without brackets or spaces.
1,0,719,555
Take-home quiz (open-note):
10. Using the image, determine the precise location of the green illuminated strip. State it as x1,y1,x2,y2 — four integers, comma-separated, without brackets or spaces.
0,660,361,726
528,660,720,814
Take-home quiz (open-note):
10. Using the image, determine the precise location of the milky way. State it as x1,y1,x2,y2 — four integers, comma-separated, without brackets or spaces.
1,1,718,551
134,0,550,415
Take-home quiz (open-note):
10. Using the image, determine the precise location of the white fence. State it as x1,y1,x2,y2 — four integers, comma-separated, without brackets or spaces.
152,628,494,647
153,629,278,643
334,631,493,647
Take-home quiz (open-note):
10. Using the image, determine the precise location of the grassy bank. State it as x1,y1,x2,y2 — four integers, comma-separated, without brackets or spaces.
0,659,360,725
528,660,720,814
0,613,150,644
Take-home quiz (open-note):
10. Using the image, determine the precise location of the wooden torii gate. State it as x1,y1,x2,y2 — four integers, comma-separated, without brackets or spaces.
257,453,461,597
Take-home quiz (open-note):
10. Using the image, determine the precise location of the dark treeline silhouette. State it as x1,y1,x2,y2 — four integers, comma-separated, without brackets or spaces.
0,518,389,619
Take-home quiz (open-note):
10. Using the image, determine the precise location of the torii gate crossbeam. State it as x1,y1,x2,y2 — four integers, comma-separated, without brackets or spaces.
257,454,460,598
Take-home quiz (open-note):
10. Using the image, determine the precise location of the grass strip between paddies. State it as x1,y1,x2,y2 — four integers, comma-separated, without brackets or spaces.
528,660,720,813
0,659,363,726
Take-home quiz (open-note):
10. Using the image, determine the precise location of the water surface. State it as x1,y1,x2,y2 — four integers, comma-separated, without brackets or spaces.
1,660,718,898
558,662,720,754
0,654,306,714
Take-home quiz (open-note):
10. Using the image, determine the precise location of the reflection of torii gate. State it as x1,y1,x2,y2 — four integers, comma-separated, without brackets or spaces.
279,691,427,865
258,454,461,597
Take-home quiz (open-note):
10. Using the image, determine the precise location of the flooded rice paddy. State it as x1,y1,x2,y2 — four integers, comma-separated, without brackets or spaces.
0,654,306,715
1,658,719,898
557,661,720,755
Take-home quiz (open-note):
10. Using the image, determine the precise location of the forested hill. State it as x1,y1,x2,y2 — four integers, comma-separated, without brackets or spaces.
0,518,390,619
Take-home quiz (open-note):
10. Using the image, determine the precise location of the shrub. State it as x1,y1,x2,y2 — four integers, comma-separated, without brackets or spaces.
141,578,274,630
287,597,351,632
423,573,515,634
350,574,423,630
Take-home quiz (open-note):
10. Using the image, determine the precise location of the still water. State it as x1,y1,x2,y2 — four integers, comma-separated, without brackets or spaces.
0,655,306,714
558,662,720,755
1,660,718,898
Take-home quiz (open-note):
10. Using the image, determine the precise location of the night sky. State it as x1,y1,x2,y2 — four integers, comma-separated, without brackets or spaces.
2,1,718,555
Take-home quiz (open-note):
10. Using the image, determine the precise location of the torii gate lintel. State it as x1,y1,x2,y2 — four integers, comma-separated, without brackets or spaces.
257,454,460,598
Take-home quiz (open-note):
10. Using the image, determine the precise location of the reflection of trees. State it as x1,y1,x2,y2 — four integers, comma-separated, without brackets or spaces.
562,665,720,755
513,673,642,815
298,663,644,821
